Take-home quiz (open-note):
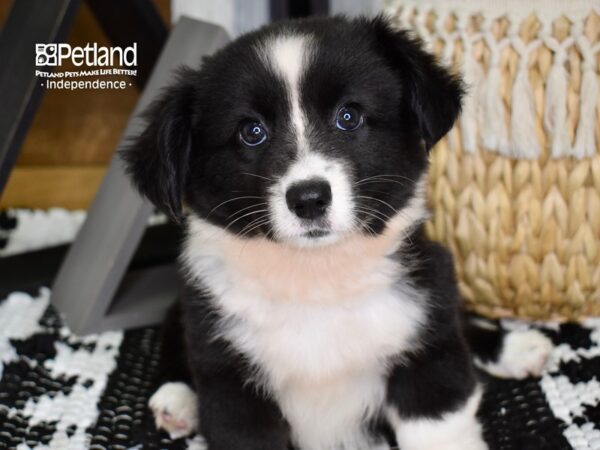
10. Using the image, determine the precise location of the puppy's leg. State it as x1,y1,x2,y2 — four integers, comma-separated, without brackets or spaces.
387,388,485,450
149,381,198,439
464,315,553,379
196,375,290,450
149,300,198,439
386,334,487,450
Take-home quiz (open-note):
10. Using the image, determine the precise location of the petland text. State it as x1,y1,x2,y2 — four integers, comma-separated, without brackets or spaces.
35,43,137,67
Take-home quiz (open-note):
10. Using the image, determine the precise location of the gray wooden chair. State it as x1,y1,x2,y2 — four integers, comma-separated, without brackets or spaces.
51,18,229,334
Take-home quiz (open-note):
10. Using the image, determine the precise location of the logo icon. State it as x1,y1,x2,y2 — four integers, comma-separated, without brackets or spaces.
35,44,58,66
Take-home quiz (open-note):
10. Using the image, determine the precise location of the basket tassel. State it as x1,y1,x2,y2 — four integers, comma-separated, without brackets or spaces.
573,65,599,159
510,39,541,159
459,28,483,154
543,32,574,158
480,31,510,154
480,63,509,154
572,30,599,159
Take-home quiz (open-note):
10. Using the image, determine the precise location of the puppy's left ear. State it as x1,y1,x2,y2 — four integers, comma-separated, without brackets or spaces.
370,16,464,149
121,68,197,221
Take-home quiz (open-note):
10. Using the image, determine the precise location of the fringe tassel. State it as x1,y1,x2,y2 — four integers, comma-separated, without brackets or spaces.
544,60,571,158
572,27,600,159
573,66,598,159
480,29,510,154
480,61,509,153
393,5,598,160
542,32,574,158
460,42,483,153
510,60,540,159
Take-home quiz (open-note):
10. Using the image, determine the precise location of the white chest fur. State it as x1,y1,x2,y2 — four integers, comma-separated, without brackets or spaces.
183,218,427,450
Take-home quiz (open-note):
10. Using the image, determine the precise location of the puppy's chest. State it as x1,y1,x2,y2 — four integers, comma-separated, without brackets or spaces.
188,239,426,448
204,257,425,385
251,292,410,368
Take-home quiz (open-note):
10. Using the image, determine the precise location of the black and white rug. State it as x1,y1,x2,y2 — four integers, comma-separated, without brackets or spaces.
1,210,600,449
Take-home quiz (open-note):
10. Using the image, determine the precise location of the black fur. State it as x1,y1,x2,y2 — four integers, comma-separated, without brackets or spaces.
385,227,477,420
123,15,463,234
123,15,500,450
463,315,506,365
180,285,290,450
122,70,196,221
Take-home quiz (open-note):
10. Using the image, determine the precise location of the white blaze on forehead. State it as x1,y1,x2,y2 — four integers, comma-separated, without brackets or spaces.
262,34,311,153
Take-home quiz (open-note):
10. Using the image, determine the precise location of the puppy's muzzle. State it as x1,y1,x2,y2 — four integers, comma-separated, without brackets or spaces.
285,178,332,220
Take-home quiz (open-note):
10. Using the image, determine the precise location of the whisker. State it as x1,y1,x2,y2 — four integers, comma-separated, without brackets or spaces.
356,209,415,245
354,208,387,224
353,214,377,237
359,188,394,197
237,213,270,235
263,224,275,241
355,195,397,213
237,216,273,256
207,196,264,217
384,209,416,246
354,179,408,187
354,174,416,184
225,202,268,221
238,218,271,239
354,205,393,221
225,209,269,232
356,217,377,237
239,172,275,182
363,222,377,237
354,200,419,246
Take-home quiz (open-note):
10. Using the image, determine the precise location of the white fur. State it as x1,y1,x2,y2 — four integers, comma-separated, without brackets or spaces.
475,329,553,379
149,382,198,439
387,387,487,450
182,184,430,450
261,34,358,247
263,34,311,154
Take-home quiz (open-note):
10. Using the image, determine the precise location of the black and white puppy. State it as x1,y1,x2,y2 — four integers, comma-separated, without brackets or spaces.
123,15,553,450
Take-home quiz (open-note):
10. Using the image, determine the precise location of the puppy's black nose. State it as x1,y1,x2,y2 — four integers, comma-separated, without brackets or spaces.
286,179,332,220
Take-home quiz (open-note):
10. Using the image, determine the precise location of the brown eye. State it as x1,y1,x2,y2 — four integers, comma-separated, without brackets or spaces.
239,120,268,147
336,104,363,131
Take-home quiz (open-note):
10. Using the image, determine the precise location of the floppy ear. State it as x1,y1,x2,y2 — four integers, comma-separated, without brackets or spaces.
371,16,464,149
121,69,197,221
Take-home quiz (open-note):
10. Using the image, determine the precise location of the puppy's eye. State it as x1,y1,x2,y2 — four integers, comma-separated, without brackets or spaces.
239,120,268,147
335,105,363,131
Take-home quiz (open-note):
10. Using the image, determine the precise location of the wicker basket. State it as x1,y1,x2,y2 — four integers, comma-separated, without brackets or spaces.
386,0,600,320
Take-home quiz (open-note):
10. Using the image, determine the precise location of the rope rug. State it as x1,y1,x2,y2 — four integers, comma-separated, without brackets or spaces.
1,211,599,450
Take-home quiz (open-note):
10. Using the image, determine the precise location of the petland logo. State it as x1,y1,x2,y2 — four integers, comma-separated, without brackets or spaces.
35,42,138,90
35,43,137,67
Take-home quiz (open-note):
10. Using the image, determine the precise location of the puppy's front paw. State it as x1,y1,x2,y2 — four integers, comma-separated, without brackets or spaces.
482,329,553,379
149,382,199,439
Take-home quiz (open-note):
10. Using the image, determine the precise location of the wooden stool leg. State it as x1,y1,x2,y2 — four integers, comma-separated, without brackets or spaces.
50,19,230,334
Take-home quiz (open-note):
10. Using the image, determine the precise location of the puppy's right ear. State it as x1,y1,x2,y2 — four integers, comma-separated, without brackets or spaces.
121,68,197,222
369,16,464,149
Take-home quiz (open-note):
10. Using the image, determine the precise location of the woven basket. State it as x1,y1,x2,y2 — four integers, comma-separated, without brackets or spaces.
386,0,600,320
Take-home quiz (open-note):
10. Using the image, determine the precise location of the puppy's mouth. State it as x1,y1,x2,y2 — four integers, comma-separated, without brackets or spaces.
286,226,341,247
270,210,347,247
303,228,331,239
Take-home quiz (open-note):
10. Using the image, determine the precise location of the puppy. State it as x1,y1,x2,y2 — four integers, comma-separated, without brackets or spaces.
123,15,553,450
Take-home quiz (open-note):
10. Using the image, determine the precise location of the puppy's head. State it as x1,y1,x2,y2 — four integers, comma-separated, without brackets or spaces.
123,16,462,247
